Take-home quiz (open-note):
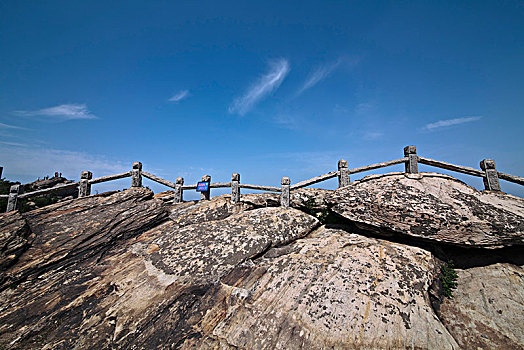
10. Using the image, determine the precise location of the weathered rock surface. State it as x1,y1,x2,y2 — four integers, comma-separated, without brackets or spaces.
329,172,524,248
134,206,319,285
438,263,524,349
0,190,318,349
0,173,523,349
0,211,31,272
183,227,458,349
167,195,254,228
1,188,168,290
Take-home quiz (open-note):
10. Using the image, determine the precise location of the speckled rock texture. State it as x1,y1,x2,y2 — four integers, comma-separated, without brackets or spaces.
183,227,458,349
438,263,524,349
0,174,523,349
329,172,524,248
133,206,319,285
0,189,318,349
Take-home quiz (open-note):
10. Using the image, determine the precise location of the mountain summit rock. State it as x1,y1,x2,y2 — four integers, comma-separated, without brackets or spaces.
0,173,522,349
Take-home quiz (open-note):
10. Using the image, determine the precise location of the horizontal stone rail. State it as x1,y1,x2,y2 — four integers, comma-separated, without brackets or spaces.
240,184,281,192
18,182,79,199
3,145,524,212
291,171,338,190
348,158,408,175
497,172,524,186
142,171,176,189
418,157,485,178
89,171,132,185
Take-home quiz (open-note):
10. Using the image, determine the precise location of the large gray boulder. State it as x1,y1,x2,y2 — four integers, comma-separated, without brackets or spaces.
328,172,524,248
133,206,319,285
183,227,458,349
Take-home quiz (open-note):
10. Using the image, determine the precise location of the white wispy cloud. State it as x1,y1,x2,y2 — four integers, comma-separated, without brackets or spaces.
0,144,127,181
229,58,290,116
13,103,97,120
296,57,358,96
423,116,482,131
0,141,26,147
297,61,341,96
168,90,190,102
0,122,25,129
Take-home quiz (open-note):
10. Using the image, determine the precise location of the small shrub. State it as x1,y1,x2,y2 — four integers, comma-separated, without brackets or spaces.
440,260,458,298
304,196,316,212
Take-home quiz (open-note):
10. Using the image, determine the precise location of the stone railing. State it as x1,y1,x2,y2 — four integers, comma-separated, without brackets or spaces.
3,146,524,212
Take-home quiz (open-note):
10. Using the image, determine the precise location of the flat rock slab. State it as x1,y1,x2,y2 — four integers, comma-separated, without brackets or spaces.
134,207,319,285
438,263,524,349
185,227,458,349
328,172,524,248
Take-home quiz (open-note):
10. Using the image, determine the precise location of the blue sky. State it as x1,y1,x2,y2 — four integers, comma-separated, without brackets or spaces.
1,1,523,198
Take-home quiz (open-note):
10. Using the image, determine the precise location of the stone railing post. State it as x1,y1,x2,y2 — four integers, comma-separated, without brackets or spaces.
78,171,93,197
6,184,22,212
131,162,142,187
201,175,211,200
480,159,501,191
281,177,290,208
231,173,240,204
404,145,418,174
338,159,350,188
174,177,184,203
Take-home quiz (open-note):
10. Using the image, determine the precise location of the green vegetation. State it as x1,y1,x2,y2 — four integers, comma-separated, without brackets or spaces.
440,260,459,298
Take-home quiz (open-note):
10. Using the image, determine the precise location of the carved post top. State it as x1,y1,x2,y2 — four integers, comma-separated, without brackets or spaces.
338,159,348,169
9,184,20,194
201,175,211,182
404,145,417,156
81,171,93,180
175,177,184,184
281,177,290,185
132,161,142,170
480,159,496,170
231,173,240,181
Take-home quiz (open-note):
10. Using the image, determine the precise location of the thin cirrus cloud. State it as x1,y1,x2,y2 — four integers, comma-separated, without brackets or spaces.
0,122,25,129
13,104,97,120
296,57,357,96
168,90,190,102
423,116,482,131
229,58,290,116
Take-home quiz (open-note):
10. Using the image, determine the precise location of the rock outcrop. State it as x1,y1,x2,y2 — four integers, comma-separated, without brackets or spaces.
0,211,31,272
329,172,524,248
185,227,458,349
0,172,522,349
438,263,524,349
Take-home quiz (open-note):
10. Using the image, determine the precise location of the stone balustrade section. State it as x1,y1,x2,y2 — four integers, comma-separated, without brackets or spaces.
3,145,524,212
